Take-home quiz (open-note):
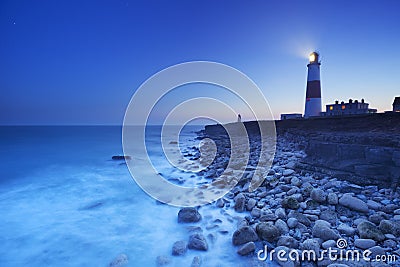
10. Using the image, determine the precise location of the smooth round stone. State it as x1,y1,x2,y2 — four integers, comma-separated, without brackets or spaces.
327,193,339,205
305,214,319,221
322,240,337,249
310,188,327,203
287,188,298,196
339,194,369,213
275,208,286,219
188,233,208,251
367,200,382,210
251,207,261,218
384,234,395,239
368,246,385,258
354,239,376,249
354,218,369,226
312,220,339,241
337,224,356,236
287,218,298,228
236,242,256,256
299,202,307,209
232,226,258,246
246,198,257,211
275,219,289,234
172,241,187,256
304,210,321,216
291,177,302,187
259,213,277,222
178,208,202,223
383,239,397,249
283,169,295,176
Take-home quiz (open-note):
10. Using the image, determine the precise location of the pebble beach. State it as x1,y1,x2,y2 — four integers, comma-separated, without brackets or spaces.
157,129,400,267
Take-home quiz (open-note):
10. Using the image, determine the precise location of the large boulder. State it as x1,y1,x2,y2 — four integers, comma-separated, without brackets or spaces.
232,226,258,246
339,194,369,213
188,233,208,251
256,222,280,242
178,208,201,223
357,221,385,242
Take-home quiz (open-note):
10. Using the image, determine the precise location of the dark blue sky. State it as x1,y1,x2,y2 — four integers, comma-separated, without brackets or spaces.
1,0,399,124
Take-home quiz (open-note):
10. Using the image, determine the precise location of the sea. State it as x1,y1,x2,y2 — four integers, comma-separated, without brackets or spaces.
0,126,272,267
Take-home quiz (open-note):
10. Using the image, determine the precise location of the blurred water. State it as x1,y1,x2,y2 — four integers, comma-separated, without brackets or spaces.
0,126,267,266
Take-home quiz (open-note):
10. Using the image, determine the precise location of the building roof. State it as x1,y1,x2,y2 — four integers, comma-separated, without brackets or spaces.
393,97,400,106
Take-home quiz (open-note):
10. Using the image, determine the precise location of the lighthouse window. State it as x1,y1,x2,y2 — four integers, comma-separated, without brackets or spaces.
341,105,346,110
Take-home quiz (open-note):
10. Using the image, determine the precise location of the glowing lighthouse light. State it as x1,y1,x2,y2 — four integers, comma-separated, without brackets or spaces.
304,52,322,118
309,53,316,63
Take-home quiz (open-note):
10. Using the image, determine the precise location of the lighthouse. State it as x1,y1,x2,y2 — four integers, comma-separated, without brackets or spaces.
304,52,322,118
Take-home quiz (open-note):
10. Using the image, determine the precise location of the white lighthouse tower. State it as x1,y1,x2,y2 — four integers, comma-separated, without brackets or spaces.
304,52,322,118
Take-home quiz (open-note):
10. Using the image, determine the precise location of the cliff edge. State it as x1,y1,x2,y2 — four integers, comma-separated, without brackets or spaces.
204,113,400,188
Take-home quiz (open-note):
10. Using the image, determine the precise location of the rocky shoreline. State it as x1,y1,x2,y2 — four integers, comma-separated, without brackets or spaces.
156,124,400,267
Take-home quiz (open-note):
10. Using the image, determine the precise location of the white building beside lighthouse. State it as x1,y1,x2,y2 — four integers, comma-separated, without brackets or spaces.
304,52,322,118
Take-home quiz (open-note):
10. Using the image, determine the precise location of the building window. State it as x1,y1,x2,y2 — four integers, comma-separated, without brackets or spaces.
329,106,333,110
342,105,346,110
